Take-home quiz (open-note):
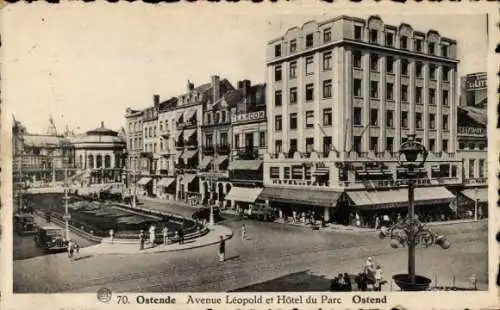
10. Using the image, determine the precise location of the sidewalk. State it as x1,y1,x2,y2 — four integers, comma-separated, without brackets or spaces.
81,224,233,255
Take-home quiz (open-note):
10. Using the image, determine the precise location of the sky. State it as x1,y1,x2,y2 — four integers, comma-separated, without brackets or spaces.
2,4,489,135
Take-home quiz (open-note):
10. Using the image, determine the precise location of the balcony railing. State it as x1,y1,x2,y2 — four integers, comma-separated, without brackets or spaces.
160,129,171,138
176,120,197,130
216,144,230,155
464,177,487,185
202,145,215,156
175,142,184,150
232,147,259,160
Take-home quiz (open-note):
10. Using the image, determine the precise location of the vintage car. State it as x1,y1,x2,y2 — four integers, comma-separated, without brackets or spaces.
246,204,276,222
14,213,37,235
34,226,69,252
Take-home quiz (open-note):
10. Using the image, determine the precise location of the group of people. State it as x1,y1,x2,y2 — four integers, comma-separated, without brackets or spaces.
330,257,385,292
330,273,352,291
136,224,185,251
67,240,80,260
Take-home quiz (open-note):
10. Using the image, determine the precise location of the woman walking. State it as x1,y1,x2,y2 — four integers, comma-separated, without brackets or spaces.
218,235,226,262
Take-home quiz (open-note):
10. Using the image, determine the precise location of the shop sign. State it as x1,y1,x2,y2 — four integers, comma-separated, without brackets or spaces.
465,73,487,91
458,126,485,136
231,111,265,123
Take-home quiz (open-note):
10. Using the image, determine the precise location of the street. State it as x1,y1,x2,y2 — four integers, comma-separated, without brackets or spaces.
13,200,488,293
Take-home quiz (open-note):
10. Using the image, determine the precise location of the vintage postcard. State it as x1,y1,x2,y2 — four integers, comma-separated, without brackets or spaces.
1,1,498,310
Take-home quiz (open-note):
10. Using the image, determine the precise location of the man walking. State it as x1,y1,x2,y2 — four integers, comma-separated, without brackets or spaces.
162,226,169,245
139,230,145,251
241,224,246,240
218,235,225,262
178,228,184,245
109,229,114,244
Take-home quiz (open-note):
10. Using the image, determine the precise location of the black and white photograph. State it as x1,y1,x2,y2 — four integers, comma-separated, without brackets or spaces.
1,2,498,310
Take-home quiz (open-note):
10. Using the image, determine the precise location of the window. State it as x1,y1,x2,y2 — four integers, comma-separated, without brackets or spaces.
290,87,297,104
386,137,394,152
468,143,475,150
386,110,394,128
386,56,394,73
219,132,228,146
459,142,465,150
416,112,423,129
442,67,449,81
306,84,314,101
387,83,394,100
354,25,363,40
370,109,378,126
353,51,362,68
442,115,449,130
400,36,408,49
429,89,436,105
370,81,379,98
429,139,435,152
416,87,423,104
306,33,314,48
305,57,314,74
290,39,297,53
354,107,362,125
370,137,378,151
353,136,362,153
353,79,362,97
370,54,379,71
305,111,314,128
323,108,333,126
429,65,436,80
159,122,163,132
323,28,331,42
206,134,213,146
323,136,332,156
275,65,282,81
153,143,157,153
416,62,423,77
468,159,475,178
290,61,297,78
386,32,394,46
401,85,408,102
305,137,314,154
323,52,332,70
415,39,422,52
429,114,435,129
428,42,435,55
259,132,266,148
284,166,290,179
275,115,282,131
290,139,298,153
442,139,448,152
290,113,298,130
478,143,486,150
441,45,448,57
323,79,332,98
370,29,378,44
291,164,302,179
275,44,282,57
270,167,280,179
401,111,408,128
275,140,282,153
275,90,282,107
478,159,485,178
401,59,409,76
207,113,212,124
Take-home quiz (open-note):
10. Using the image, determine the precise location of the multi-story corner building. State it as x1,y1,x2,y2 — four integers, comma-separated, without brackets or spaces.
263,15,462,226
225,81,267,210
455,72,487,217
124,107,144,192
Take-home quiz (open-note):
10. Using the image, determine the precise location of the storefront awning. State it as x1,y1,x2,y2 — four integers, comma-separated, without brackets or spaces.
258,187,341,208
157,177,175,188
175,111,184,123
174,130,183,141
228,160,262,171
137,177,152,186
312,167,329,176
184,174,198,184
199,156,213,170
225,187,263,203
184,108,197,121
347,186,455,210
462,188,488,203
214,155,228,166
181,150,198,161
183,129,197,142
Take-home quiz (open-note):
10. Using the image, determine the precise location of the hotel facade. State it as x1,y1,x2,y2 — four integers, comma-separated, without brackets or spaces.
263,15,462,225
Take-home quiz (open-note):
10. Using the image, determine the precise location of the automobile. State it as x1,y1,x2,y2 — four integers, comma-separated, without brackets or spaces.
247,204,276,222
123,195,140,205
192,206,224,223
14,213,37,235
34,226,69,252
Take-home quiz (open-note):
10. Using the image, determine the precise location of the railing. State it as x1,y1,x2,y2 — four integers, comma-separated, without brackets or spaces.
232,147,259,160
175,142,184,150
202,145,215,156
216,144,230,155
464,177,487,185
160,129,171,137
185,140,199,150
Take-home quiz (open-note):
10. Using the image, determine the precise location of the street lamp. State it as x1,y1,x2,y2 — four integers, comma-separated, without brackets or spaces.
378,134,451,291
62,162,71,241
474,188,479,221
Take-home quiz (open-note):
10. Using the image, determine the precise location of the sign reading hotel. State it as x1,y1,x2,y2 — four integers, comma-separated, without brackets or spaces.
231,111,266,123
458,126,485,136
465,73,487,91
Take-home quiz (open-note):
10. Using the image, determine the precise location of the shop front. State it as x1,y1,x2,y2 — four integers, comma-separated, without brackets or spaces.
156,177,176,200
459,187,488,219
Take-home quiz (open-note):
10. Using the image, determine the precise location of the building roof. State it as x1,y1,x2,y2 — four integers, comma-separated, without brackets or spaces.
21,134,71,148
71,122,126,145
86,122,118,136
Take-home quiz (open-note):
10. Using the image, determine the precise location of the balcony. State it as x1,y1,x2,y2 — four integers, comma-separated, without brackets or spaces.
185,139,199,150
176,119,197,131
202,145,215,156
216,144,230,155
160,129,171,138
232,147,259,160
175,142,184,150
464,177,487,185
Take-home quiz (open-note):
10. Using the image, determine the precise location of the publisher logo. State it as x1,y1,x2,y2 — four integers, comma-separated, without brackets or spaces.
97,287,112,303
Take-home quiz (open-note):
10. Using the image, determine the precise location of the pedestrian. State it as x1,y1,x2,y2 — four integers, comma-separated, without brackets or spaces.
292,210,297,223
374,265,384,291
162,226,169,245
355,213,361,227
241,224,246,240
139,230,145,251
67,240,74,260
218,235,226,262
109,229,114,244
149,224,156,247
178,228,184,245
383,213,390,226
374,215,380,229
343,272,352,291
73,241,80,260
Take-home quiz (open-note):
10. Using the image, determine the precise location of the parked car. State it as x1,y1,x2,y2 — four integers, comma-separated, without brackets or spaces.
34,226,69,252
247,204,276,222
123,195,140,205
192,207,224,223
14,213,37,235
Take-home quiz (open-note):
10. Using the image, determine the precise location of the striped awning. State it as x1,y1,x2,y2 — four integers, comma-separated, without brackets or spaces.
184,174,197,184
175,111,184,123
184,108,197,121
225,187,263,203
228,160,262,171
214,155,228,166
259,187,341,208
199,156,213,170
174,130,183,141
181,150,198,161
137,177,152,186
183,129,197,142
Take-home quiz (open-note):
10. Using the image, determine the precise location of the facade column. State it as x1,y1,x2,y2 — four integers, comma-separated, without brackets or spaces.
409,60,416,135
266,65,274,153
395,57,401,146
423,62,430,150
314,51,321,152
436,66,443,152
344,48,353,155
449,67,457,153
379,56,387,153
362,51,370,152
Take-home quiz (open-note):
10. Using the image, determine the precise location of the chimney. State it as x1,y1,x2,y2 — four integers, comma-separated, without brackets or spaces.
237,81,244,89
187,80,194,92
242,80,251,100
153,94,160,106
211,75,220,102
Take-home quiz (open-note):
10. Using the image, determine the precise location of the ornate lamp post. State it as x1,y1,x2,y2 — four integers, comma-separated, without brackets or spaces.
378,134,451,291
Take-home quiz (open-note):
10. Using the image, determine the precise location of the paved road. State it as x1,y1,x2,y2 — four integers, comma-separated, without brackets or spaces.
13,200,488,293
